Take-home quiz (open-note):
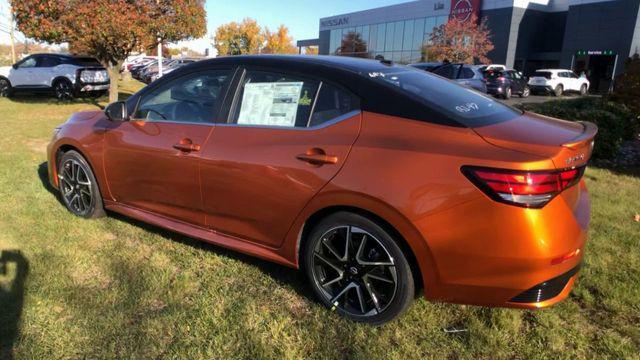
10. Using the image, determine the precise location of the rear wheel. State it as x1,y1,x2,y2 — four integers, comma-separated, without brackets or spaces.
579,84,588,96
303,212,414,325
520,86,530,98
54,79,74,101
554,84,563,97
57,151,105,219
0,78,11,97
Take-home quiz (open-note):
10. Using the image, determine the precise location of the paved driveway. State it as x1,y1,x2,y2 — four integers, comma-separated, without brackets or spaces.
497,93,600,106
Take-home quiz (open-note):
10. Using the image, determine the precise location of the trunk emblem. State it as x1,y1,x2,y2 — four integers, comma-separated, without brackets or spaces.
565,153,585,165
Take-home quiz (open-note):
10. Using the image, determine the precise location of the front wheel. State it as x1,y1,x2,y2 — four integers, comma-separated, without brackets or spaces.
54,79,74,101
0,78,11,97
303,212,415,325
503,86,512,99
579,84,588,96
520,86,530,98
58,151,105,219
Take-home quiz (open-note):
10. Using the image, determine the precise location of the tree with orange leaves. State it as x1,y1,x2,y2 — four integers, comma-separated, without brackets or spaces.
10,0,206,102
424,14,494,64
263,25,297,55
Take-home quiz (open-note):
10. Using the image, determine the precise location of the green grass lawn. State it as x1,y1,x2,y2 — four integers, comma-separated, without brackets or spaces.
0,80,639,359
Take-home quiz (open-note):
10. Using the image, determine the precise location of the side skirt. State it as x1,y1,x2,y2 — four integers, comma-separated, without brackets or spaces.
104,200,296,268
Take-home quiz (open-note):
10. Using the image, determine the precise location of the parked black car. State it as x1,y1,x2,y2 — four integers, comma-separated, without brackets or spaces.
485,69,530,99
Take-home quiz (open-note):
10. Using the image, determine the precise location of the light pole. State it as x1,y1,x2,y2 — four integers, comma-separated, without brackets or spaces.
157,37,163,78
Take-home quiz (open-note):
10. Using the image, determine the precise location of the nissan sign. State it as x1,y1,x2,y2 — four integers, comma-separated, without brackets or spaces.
321,17,350,28
450,0,481,22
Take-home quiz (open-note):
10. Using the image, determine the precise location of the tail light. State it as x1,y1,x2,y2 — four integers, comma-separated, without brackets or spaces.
498,76,507,83
462,166,586,208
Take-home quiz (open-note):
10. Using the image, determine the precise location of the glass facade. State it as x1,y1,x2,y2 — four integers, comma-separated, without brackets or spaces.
328,15,449,63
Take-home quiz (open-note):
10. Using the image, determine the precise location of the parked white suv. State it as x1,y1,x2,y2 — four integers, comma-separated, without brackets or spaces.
0,54,110,100
528,69,589,97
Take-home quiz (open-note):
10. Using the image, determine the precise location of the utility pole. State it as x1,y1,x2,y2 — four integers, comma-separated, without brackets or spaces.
9,13,16,63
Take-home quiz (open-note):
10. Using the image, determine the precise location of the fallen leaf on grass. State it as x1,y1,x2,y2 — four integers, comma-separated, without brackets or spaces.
634,214,640,222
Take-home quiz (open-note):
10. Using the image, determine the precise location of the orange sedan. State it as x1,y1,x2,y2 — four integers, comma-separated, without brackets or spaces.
47,56,596,324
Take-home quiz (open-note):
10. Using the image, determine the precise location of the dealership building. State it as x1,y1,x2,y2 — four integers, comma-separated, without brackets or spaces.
299,0,640,92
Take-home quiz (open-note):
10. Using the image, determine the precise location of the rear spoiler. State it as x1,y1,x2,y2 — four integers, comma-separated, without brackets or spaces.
562,121,598,150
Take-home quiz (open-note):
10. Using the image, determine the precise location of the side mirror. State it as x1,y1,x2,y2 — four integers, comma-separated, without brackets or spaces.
12,64,18,70
105,101,128,122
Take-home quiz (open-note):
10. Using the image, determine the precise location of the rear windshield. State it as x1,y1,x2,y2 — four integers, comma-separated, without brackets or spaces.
532,71,552,79
368,66,521,127
483,70,503,79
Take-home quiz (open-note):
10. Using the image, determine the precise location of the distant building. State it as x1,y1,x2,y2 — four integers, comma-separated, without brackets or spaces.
306,0,640,93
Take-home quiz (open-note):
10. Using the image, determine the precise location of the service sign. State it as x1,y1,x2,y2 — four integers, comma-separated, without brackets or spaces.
450,0,481,22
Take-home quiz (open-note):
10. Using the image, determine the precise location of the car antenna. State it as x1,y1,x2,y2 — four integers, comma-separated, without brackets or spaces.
374,55,393,66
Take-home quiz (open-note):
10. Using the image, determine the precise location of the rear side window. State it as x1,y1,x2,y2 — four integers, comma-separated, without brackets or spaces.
231,70,360,128
367,66,521,127
460,67,475,79
37,56,60,68
433,64,459,79
532,71,552,79
309,83,360,127
70,57,102,67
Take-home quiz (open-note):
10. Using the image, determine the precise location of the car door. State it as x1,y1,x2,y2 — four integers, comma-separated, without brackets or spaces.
9,56,39,87
510,71,524,93
33,55,61,87
199,69,362,248
103,68,235,226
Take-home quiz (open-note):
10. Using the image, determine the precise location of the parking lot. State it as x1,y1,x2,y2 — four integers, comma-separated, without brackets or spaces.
499,93,600,106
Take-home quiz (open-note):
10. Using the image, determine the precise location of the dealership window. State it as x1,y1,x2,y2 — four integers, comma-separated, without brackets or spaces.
384,22,394,52
369,24,378,51
412,18,425,51
392,21,404,52
377,23,386,52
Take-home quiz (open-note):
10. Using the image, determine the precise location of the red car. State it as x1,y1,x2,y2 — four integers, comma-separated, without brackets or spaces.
48,56,596,324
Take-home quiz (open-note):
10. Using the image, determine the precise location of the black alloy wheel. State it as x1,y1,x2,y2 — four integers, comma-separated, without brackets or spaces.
304,212,414,325
54,79,74,101
57,151,105,219
0,78,11,97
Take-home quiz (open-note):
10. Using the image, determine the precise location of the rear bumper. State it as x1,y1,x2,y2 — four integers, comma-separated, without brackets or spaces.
486,85,506,95
415,181,590,309
530,85,553,93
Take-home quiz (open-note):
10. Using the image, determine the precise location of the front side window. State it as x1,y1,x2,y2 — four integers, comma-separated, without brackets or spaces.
231,70,359,128
17,57,37,69
367,66,521,127
133,69,232,123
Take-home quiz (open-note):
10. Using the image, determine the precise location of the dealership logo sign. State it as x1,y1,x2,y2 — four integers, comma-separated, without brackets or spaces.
450,0,481,22
321,17,349,28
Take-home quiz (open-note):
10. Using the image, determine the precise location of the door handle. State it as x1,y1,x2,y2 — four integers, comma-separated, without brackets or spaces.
173,139,201,153
296,148,338,166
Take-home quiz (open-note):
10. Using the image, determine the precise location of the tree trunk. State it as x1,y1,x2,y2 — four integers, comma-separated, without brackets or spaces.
107,63,121,103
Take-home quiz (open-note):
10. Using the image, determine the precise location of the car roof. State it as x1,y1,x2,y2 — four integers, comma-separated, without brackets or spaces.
536,69,571,72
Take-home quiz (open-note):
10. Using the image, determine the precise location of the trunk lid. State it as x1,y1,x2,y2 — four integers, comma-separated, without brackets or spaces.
472,112,597,169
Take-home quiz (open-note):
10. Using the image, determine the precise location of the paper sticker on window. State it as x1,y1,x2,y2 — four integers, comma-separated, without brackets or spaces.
237,82,304,127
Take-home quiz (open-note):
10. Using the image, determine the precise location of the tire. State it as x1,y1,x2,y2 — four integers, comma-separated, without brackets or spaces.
520,86,530,98
303,212,415,325
554,84,563,97
503,87,512,99
579,84,588,96
57,150,105,219
53,78,74,101
0,78,12,97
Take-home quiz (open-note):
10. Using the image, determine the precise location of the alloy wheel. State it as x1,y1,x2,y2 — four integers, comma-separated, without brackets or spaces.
522,86,530,98
0,79,9,97
59,159,93,215
311,226,398,317
55,81,73,100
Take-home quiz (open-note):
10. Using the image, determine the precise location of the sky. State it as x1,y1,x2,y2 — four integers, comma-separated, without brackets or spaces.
0,0,411,51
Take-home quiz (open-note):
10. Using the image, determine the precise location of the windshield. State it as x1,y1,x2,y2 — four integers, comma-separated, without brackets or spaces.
368,66,521,127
